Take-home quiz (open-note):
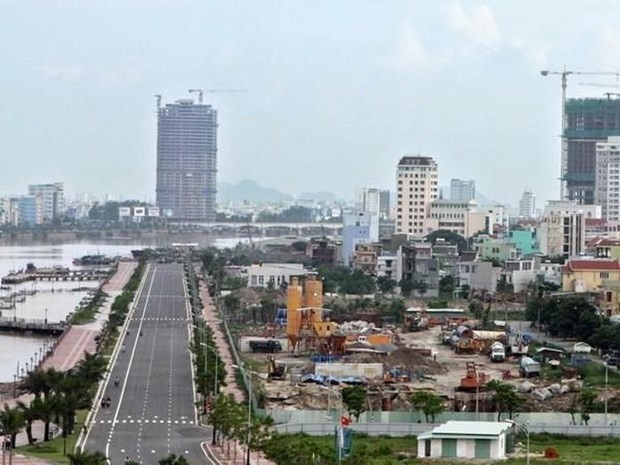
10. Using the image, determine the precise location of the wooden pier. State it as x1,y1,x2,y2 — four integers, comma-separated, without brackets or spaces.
1,268,111,285
0,316,66,335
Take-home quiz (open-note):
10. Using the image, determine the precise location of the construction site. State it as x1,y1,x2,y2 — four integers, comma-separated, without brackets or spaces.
233,274,620,415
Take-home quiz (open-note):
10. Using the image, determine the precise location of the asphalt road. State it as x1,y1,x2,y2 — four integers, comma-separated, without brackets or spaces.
83,263,209,465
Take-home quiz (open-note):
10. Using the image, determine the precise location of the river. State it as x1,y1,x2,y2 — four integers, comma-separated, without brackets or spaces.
0,238,245,382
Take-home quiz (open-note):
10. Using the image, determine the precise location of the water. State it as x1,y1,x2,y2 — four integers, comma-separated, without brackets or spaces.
0,238,245,382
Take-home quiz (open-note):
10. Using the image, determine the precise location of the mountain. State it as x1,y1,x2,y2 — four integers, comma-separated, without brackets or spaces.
217,180,293,204
297,191,337,202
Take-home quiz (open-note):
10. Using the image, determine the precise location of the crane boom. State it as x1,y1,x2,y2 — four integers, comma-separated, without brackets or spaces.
188,88,247,105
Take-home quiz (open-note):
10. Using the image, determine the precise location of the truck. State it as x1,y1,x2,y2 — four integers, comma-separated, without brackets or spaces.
519,356,541,378
490,342,506,362
249,340,282,353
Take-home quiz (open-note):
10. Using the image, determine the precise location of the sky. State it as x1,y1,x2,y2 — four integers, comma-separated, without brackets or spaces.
2,1,620,207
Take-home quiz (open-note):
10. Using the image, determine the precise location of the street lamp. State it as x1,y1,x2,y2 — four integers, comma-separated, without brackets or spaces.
232,364,253,465
605,359,609,425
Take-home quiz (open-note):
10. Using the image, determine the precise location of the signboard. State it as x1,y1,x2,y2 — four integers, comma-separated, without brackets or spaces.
119,207,131,217
147,207,160,217
133,207,146,217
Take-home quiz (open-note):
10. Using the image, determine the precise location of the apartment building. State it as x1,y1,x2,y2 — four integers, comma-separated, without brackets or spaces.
355,188,390,220
28,183,65,222
395,156,439,236
595,136,620,221
450,179,476,202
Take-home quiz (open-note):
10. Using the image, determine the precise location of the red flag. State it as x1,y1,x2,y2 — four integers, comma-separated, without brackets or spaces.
340,416,351,427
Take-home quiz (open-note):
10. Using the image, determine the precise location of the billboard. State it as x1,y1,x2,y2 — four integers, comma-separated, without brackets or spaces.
133,207,146,217
147,207,160,217
119,207,131,217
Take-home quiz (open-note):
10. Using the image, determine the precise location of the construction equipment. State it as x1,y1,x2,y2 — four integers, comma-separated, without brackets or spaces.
540,68,620,199
188,88,247,104
249,339,282,353
267,355,286,380
459,362,488,391
154,94,162,111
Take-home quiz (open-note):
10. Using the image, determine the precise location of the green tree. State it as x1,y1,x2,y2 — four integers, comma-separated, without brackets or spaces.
341,386,367,421
158,454,190,465
410,391,444,423
0,404,25,465
425,230,468,253
399,278,415,298
16,401,37,445
412,280,429,297
579,388,597,426
67,450,108,465
438,275,455,298
486,380,523,421
468,300,484,320
377,276,397,295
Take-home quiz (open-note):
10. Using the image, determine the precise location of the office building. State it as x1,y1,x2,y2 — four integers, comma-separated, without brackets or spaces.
538,212,585,258
518,190,537,218
564,97,620,204
595,136,620,221
450,179,476,202
355,188,390,220
425,199,486,238
341,211,379,266
395,155,439,235
28,183,64,222
156,98,218,220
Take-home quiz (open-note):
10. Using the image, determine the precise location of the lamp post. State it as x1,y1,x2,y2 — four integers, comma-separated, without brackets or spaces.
232,364,253,465
524,421,530,465
605,359,609,425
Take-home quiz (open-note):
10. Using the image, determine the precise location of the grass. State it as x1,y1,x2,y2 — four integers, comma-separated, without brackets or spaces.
18,409,89,465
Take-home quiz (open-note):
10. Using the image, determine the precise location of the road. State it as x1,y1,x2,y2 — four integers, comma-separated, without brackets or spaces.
83,263,209,465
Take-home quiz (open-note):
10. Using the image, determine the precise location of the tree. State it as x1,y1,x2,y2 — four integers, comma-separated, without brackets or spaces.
579,388,597,426
31,395,56,442
425,230,468,253
412,280,428,297
67,450,108,465
438,275,455,298
16,401,37,445
468,300,484,320
341,386,367,421
377,276,397,295
0,404,25,465
158,454,190,465
486,380,523,421
410,391,444,423
399,278,415,298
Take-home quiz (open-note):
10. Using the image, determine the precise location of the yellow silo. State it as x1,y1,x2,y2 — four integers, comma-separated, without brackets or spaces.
304,274,323,313
287,277,303,338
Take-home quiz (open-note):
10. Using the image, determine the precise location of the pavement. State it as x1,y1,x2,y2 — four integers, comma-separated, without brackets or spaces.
199,283,276,465
82,263,208,465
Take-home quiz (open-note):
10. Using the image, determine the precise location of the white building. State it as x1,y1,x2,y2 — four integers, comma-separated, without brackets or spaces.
596,136,620,221
543,200,602,219
355,188,390,220
241,263,307,288
425,199,487,238
417,421,512,460
28,183,65,223
450,179,476,202
518,190,537,218
341,211,379,266
538,212,585,258
395,155,439,236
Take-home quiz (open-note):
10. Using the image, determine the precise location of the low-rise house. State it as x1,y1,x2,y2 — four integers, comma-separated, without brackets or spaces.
417,420,513,460
456,260,502,294
561,259,620,293
242,263,307,288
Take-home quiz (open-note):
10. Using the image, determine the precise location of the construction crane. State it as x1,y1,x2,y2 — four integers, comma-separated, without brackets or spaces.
578,82,620,88
188,88,247,104
540,68,620,200
154,94,162,111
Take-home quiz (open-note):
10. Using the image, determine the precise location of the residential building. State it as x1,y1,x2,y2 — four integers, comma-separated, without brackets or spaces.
563,97,620,204
561,258,620,293
456,260,502,294
395,155,439,236
432,239,459,275
17,196,40,225
341,211,379,266
595,136,620,221
355,188,390,220
507,229,539,256
503,259,535,292
28,183,64,222
242,263,307,288
538,212,585,258
450,179,476,202
473,236,519,263
543,200,601,219
518,190,537,218
305,238,339,266
351,242,382,274
156,98,218,220
585,218,620,238
417,421,512,460
425,200,486,238
537,261,562,286
376,253,397,279
395,242,439,294
591,238,620,259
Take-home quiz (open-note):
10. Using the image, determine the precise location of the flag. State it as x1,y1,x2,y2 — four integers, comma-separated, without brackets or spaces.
340,416,351,427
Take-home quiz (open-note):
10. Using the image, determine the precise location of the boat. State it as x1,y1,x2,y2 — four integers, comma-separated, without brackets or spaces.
73,255,115,266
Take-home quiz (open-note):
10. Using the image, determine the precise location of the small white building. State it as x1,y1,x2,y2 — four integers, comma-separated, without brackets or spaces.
242,263,307,288
417,421,512,460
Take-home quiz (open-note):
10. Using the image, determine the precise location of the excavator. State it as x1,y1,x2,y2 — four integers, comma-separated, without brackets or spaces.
267,355,286,381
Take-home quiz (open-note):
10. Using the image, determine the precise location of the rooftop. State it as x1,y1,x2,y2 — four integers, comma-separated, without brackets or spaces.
418,421,511,440
562,259,620,272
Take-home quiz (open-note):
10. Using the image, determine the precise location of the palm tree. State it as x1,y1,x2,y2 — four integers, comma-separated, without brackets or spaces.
21,369,48,399
31,395,56,441
0,404,25,465
15,401,36,445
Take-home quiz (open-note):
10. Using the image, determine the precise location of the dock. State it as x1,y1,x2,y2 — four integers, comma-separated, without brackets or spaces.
0,316,66,335
1,268,111,285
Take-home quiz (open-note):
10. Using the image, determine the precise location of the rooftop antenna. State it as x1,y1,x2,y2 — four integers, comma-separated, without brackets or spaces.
188,89,204,104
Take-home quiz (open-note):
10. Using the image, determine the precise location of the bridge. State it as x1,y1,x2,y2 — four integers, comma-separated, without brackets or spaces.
189,221,343,237
2,268,111,285
0,316,67,335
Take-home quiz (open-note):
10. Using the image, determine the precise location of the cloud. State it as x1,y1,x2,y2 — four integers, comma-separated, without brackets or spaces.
443,1,500,49
509,39,551,70
594,27,620,70
41,64,85,82
386,21,435,71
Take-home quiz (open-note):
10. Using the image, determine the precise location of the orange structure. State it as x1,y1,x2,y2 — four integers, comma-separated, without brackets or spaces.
286,274,339,352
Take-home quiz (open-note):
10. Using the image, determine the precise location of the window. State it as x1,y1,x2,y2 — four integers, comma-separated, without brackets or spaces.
600,272,610,279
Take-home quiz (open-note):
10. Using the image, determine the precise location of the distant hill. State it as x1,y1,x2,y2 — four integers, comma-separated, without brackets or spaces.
218,180,293,203
298,191,337,202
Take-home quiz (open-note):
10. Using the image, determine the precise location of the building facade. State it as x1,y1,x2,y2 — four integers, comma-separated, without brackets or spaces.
595,136,620,221
156,98,218,220
518,190,537,218
538,212,585,258
341,211,379,266
425,199,486,238
355,188,390,220
450,179,476,202
564,97,620,204
395,156,439,236
28,183,64,222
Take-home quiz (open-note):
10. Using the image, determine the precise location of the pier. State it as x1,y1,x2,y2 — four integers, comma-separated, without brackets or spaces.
1,268,112,285
0,316,67,335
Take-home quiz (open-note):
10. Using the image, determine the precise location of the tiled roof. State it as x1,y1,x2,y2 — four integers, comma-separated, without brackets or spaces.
563,259,620,272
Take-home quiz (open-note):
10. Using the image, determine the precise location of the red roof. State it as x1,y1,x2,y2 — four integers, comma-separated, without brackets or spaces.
592,238,620,247
585,219,607,226
563,259,620,272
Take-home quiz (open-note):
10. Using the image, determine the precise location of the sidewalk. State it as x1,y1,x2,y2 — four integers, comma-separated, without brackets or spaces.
199,283,276,465
9,262,137,458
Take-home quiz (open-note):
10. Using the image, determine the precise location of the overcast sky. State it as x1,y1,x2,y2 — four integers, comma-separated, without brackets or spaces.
2,1,620,206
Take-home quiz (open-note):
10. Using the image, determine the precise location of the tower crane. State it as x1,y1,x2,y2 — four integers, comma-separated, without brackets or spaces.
188,88,247,104
154,94,162,111
540,68,620,200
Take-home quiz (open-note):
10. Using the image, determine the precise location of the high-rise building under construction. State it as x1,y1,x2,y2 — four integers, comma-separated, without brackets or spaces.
564,97,620,204
156,98,218,220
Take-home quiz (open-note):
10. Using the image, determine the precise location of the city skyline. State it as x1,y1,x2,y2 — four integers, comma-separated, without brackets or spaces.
2,2,620,207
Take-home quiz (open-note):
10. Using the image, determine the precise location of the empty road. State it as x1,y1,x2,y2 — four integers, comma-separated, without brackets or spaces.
83,263,208,464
